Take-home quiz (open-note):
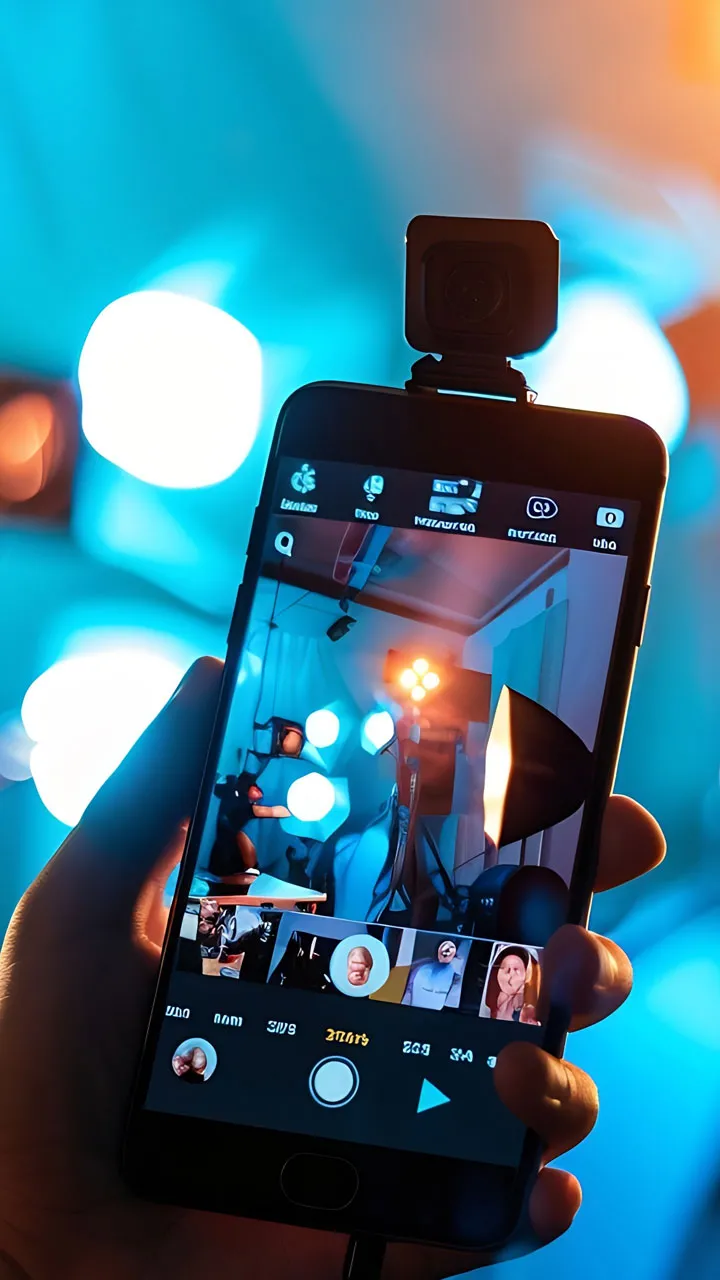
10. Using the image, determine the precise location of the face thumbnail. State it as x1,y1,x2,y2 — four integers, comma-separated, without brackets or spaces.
177,901,280,981
191,516,626,960
177,901,544,1025
347,946,373,986
171,1038,218,1083
480,943,541,1025
498,953,526,996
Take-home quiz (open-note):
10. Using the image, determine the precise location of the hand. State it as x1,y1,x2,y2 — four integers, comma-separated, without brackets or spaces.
252,803,291,819
0,659,665,1279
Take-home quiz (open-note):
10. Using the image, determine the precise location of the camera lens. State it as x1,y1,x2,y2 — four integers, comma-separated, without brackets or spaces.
443,262,506,325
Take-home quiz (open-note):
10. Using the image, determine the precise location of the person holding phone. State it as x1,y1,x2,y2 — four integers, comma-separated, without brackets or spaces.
117,219,667,1256
0,218,669,1272
0,659,666,1277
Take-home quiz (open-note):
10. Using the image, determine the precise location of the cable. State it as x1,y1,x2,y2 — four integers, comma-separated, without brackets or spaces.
343,1234,386,1280
256,580,281,723
239,582,281,775
272,587,312,622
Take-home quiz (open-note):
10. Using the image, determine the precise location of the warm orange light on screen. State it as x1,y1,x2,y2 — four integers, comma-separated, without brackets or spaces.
0,394,55,502
398,657,441,699
483,686,513,848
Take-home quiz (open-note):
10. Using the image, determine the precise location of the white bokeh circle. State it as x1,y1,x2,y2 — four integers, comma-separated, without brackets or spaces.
305,709,340,749
79,290,262,488
286,771,336,822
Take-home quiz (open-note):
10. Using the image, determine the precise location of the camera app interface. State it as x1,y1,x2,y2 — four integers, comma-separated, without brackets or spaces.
147,460,636,1166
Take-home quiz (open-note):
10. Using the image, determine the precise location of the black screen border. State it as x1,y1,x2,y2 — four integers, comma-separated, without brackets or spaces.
123,382,667,1250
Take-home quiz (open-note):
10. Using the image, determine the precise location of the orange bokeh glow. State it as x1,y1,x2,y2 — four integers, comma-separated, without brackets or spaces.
396,656,442,701
0,394,55,502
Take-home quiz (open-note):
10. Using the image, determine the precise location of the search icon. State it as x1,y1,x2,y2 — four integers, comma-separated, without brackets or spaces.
275,531,294,558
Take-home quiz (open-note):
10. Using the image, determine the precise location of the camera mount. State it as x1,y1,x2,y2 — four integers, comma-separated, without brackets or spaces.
406,351,533,402
404,215,559,402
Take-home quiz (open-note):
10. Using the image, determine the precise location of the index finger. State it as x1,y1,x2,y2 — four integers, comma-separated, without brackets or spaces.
596,794,665,892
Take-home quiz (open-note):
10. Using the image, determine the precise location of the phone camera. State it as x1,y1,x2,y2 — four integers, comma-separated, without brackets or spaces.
406,216,559,359
424,244,515,343
441,260,506,326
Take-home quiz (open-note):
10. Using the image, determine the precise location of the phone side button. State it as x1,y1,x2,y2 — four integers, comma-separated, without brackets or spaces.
280,1153,359,1211
226,576,248,645
635,584,651,648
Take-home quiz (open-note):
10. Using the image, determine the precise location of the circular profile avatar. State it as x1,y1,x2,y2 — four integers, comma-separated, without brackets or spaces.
329,934,391,998
171,1037,218,1083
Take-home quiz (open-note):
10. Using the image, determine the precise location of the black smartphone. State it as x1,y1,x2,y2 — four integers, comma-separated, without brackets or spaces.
123,380,666,1251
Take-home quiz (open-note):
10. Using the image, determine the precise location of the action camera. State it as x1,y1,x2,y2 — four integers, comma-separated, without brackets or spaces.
405,215,559,359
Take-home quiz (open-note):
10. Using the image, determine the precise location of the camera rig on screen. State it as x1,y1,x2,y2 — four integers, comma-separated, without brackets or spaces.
404,215,559,401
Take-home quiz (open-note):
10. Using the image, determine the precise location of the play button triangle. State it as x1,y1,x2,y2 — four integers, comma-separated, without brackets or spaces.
417,1078,450,1114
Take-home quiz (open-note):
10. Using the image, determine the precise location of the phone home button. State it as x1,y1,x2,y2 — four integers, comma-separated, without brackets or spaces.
280,1153,359,1211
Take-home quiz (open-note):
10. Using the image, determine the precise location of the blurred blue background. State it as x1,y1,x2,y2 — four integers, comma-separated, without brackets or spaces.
2,1,720,1275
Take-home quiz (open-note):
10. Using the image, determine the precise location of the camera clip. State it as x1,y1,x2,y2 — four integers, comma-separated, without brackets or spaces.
406,351,532,402
403,215,559,403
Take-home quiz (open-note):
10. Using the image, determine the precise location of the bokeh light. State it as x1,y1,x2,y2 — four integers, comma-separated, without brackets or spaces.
286,771,335,822
520,281,689,452
483,686,513,849
361,709,395,755
399,658,441,698
78,290,262,488
0,716,33,783
304,708,340,749
21,644,185,826
0,393,55,503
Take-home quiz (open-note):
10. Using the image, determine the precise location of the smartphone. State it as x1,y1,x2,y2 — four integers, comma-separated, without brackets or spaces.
123,380,666,1251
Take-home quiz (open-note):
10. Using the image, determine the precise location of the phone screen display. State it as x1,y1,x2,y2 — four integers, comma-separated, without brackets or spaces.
144,457,637,1168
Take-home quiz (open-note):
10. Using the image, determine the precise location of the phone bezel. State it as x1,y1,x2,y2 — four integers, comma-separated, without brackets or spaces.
123,381,667,1251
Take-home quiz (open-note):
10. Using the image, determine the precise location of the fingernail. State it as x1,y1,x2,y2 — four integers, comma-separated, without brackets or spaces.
168,659,205,703
546,1057,574,1104
169,666,193,701
594,942,619,994
169,657,221,706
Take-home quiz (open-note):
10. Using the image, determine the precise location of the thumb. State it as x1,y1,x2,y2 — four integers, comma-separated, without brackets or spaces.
37,656,223,925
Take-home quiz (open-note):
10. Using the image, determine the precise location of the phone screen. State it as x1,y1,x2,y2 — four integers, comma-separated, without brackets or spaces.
144,456,637,1169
